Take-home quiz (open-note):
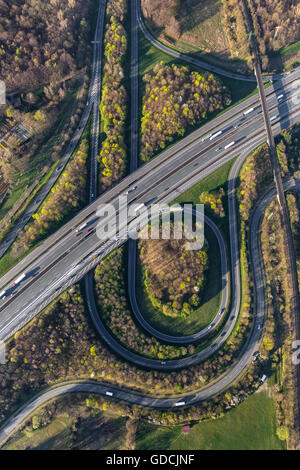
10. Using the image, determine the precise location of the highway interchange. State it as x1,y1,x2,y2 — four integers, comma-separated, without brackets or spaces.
0,0,300,443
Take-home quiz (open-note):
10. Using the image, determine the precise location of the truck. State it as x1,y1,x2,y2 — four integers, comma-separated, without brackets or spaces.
243,107,255,116
209,130,222,141
0,290,6,299
270,115,278,121
13,273,26,286
224,140,236,150
76,222,88,233
175,401,185,407
133,203,146,214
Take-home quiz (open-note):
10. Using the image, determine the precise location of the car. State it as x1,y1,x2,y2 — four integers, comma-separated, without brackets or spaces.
74,233,80,238
207,325,212,330
258,324,261,330
105,391,114,397
221,331,226,337
56,165,62,172
253,351,259,357
230,315,235,321
160,361,166,365
216,146,222,152
86,228,91,233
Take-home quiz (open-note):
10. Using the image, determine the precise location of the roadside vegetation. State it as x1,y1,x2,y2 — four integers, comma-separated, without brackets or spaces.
98,0,129,191
136,391,283,450
140,62,231,161
94,247,189,360
136,224,221,336
138,223,209,318
3,394,128,450
10,137,89,259
238,122,300,449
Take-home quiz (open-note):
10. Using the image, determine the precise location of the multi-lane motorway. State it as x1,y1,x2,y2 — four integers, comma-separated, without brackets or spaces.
0,69,300,344
0,0,300,443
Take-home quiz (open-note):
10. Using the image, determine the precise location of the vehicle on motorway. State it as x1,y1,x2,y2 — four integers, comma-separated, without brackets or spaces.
277,94,284,101
125,186,137,195
216,146,222,152
133,203,146,213
13,273,26,286
243,107,255,116
261,374,267,383
105,391,114,397
76,223,88,233
209,130,222,140
56,164,62,172
174,401,185,407
160,361,166,365
0,290,6,299
86,101,89,107
224,140,236,150
270,115,278,121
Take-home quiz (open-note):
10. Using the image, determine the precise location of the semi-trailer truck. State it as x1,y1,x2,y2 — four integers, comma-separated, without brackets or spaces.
133,203,146,213
224,140,236,150
13,273,26,286
243,107,255,116
209,130,222,140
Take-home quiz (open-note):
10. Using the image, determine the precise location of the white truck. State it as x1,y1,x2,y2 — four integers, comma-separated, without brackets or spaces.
224,140,236,150
133,203,146,214
209,130,222,141
76,222,88,233
13,273,26,286
243,107,255,116
0,290,6,299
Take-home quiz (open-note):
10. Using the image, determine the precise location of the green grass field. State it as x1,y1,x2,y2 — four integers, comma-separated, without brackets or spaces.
3,411,127,450
136,391,285,450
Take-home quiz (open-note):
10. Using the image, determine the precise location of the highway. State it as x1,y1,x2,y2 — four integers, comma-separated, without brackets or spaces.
1,167,299,446
0,0,300,441
127,213,229,344
0,77,300,345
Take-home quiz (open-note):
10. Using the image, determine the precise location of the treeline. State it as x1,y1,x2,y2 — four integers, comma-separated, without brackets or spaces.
0,0,93,91
99,0,128,191
249,0,300,68
139,224,209,317
238,123,300,449
141,63,231,161
11,138,89,258
260,195,300,448
0,281,267,428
